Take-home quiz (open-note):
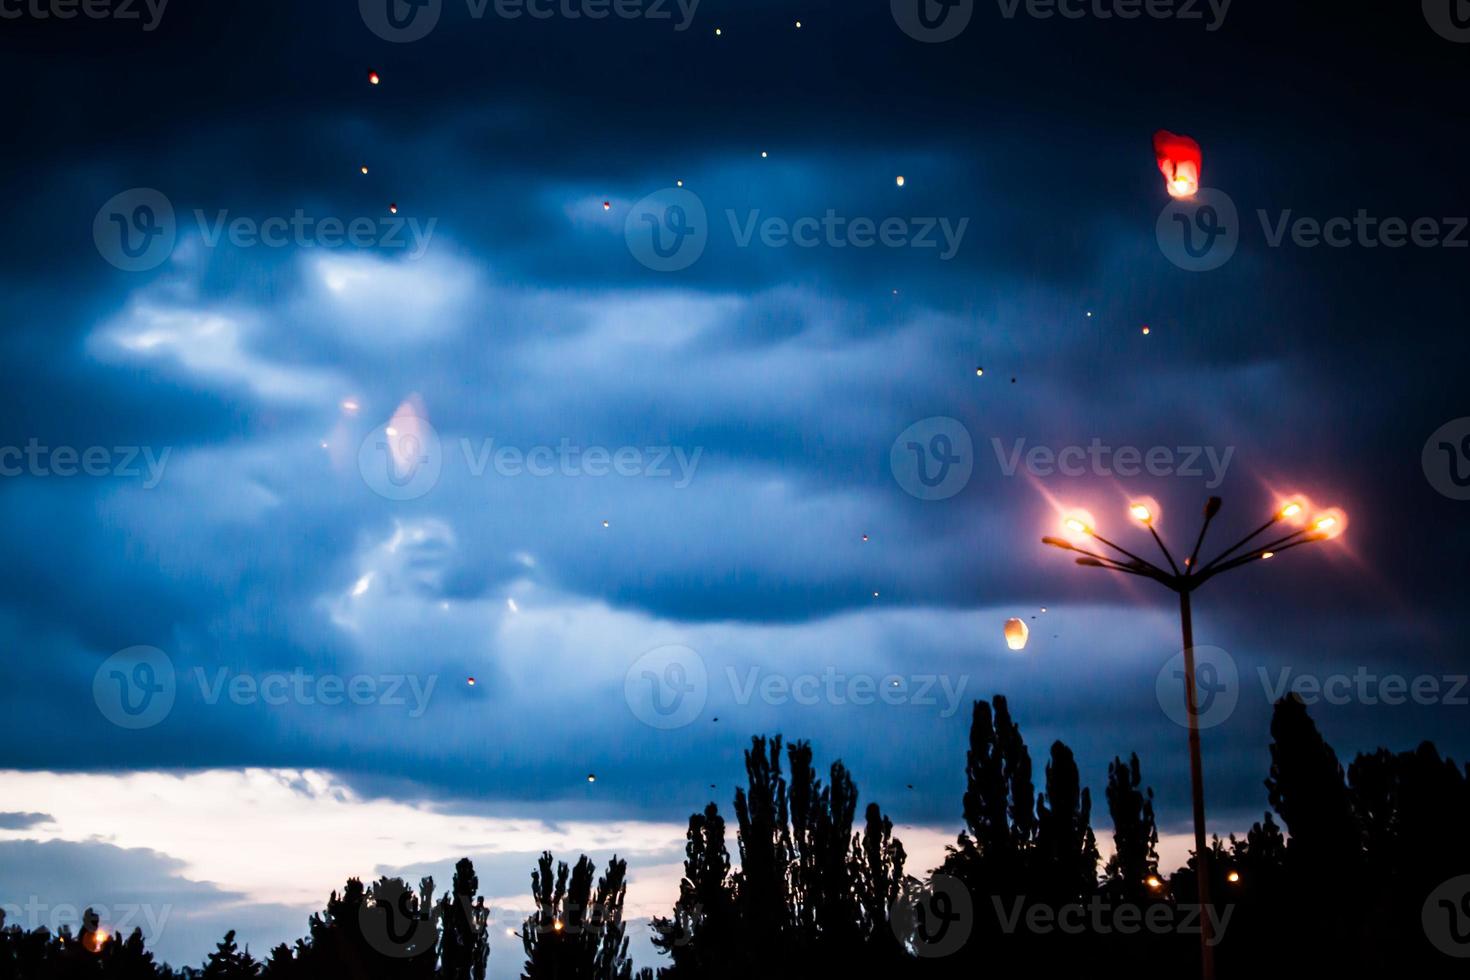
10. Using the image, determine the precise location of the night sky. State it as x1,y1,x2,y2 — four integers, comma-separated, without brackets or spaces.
3,1,1470,975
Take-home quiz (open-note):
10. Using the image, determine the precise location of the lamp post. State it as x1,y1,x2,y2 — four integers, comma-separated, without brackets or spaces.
1042,495,1346,980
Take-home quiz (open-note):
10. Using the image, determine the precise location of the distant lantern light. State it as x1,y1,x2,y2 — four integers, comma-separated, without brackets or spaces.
761,151,768,158
1153,129,1202,199
552,920,564,932
466,677,476,686
676,179,684,187
1004,618,1030,651
389,203,398,214
861,533,869,542
795,20,802,28
896,175,905,187
602,201,611,211
1227,870,1241,883
360,165,369,175
975,366,984,376
587,773,597,783
1260,551,1275,560
1146,875,1164,891
1141,325,1151,335
368,71,380,85
714,27,721,35
602,520,610,528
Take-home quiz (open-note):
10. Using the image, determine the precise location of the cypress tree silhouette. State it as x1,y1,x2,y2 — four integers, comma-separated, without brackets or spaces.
521,852,633,980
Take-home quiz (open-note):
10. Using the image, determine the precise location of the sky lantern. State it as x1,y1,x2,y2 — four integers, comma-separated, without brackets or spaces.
1004,617,1030,651
1153,130,1201,199
368,71,380,85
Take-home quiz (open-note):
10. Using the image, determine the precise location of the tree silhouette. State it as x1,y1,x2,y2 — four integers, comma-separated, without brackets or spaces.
7,693,1470,979
1103,753,1159,901
201,931,258,979
521,852,633,980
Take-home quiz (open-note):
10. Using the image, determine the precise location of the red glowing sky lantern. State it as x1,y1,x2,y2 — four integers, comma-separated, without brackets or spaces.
1153,130,1201,199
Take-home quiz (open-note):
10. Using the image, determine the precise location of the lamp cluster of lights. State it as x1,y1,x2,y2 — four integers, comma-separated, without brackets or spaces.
1046,494,1347,589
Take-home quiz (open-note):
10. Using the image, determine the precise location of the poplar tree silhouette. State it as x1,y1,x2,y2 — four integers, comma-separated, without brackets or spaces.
521,852,633,980
437,860,489,980
8,694,1470,979
1102,753,1159,901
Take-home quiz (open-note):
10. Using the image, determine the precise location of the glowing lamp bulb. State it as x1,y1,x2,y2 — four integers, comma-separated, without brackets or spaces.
1004,618,1030,651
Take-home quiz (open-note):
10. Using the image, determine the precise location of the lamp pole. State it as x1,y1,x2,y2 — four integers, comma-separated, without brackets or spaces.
1042,495,1346,980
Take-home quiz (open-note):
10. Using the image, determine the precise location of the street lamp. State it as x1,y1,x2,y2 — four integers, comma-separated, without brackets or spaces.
1042,495,1346,980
